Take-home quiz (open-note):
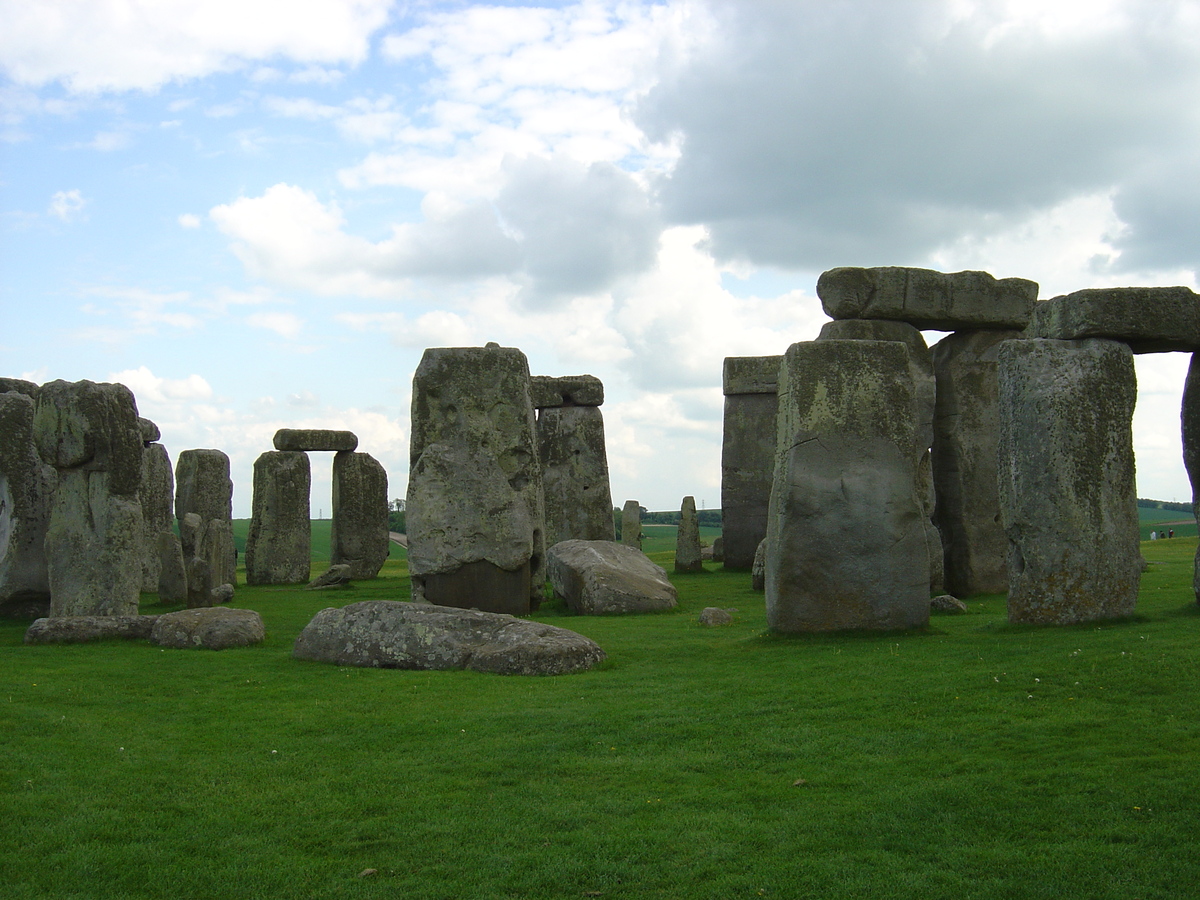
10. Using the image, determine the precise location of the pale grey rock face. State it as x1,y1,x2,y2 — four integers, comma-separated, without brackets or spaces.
931,594,968,614
766,340,931,632
0,392,54,610
273,428,359,452
331,451,389,579
179,512,204,561
407,346,545,614
751,539,766,592
620,500,641,550
150,607,265,650
721,356,781,569
1027,286,1200,353
293,600,606,675
930,330,1021,596
546,539,678,615
138,443,174,592
186,552,212,609
156,531,187,603
308,563,352,589
1183,353,1200,604
0,378,39,399
174,449,232,526
25,615,158,644
210,583,235,605
245,450,311,585
675,495,703,573
34,379,144,497
537,406,614,546
201,519,236,597
817,267,1038,331
998,339,1140,624
530,375,604,408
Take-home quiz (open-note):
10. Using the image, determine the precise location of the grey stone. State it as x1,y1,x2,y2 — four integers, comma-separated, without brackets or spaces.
530,375,604,408
186,553,213,609
675,496,703,573
721,356,781,569
931,330,1022,596
137,417,160,444
138,443,174,593
245,450,311,585
538,406,614,546
930,594,968,614
150,606,265,650
293,600,606,675
1183,353,1200,604
0,378,39,399
0,392,54,610
210,583,235,604
1027,286,1200,353
546,539,678,615
406,345,545,615
998,339,1140,624
175,449,235,587
273,428,359,452
179,512,203,561
308,563,352,589
620,500,641,550
25,615,158,644
698,607,734,626
817,266,1038,331
751,539,766,591
34,379,144,496
331,451,389,579
766,340,931,632
711,536,723,563
156,530,187,603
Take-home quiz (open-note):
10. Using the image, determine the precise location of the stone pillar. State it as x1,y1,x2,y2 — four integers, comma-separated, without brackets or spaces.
1183,353,1200,604
675,495,703,573
766,341,930,632
620,500,641,550
331,450,389,579
998,338,1140,624
406,344,546,615
33,380,144,617
245,450,311,585
537,406,614,547
720,356,780,569
0,390,54,615
175,449,236,587
930,330,1021,596
138,428,175,593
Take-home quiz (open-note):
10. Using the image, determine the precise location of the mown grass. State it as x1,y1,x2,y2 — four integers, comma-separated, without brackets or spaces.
2,539,1199,899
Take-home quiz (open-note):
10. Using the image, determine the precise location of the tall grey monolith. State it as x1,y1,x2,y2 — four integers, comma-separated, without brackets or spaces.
675,495,703,573
1184,354,1200,604
245,450,311,585
331,450,389,579
766,341,930,632
537,405,614,545
406,344,546,615
721,356,780,569
33,380,145,617
0,391,54,614
139,438,175,593
931,329,1022,596
998,339,1140,624
175,449,236,587
620,500,641,550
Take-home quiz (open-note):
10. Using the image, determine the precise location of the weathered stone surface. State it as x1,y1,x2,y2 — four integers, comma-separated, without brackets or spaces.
137,417,160,444
675,496,703,573
34,379,144,496
308,563,352,589
766,340,931,632
0,378,39,399
546,539,678,615
246,450,311,585
538,406,614,546
998,339,1140,624
931,330,1022,596
931,594,968,614
330,451,389,579
156,528,187,603
273,428,359,452
25,615,158,644
751,539,766,591
1183,353,1200,604
0,392,54,610
186,553,213,609
1027,286,1200,353
721,356,781,569
817,267,1038,331
150,607,265,650
175,449,235,587
530,375,604,408
711,536,723,562
293,600,606,675
407,346,545,615
138,443,174,592
698,607,734,626
210,583,235,604
620,500,641,550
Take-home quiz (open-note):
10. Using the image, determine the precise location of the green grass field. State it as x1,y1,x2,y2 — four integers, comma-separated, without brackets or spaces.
3,531,1200,899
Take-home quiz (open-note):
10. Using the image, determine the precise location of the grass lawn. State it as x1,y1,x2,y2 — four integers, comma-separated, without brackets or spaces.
3,538,1200,899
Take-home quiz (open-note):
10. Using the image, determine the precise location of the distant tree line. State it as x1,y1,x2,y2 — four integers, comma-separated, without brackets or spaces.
612,507,722,538
1137,498,1193,514
389,498,406,533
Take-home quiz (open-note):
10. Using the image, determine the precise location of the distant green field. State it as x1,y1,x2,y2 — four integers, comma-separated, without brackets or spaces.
231,519,407,562
1138,507,1197,540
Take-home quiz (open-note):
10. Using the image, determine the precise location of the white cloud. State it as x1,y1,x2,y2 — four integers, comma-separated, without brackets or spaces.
178,213,201,228
108,365,213,403
247,310,304,339
80,286,202,333
48,188,85,222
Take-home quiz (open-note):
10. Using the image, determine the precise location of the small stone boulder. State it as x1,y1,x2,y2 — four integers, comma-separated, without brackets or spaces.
293,601,606,675
150,607,265,650
930,594,968,614
308,564,352,589
25,615,159,644
698,607,735,626
546,540,678,615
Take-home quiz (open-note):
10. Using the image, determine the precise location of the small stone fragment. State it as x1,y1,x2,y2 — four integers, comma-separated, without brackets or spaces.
698,607,734,626
930,594,968,614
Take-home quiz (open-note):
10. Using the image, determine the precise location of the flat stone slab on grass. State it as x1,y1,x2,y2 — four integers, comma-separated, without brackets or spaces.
547,540,678,615
25,615,158,644
293,600,605,675
150,607,265,650
1027,286,1200,353
273,428,359,452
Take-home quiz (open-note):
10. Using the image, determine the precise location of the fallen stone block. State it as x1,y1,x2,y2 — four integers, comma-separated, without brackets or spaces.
25,615,159,643
546,539,678,615
150,607,265,650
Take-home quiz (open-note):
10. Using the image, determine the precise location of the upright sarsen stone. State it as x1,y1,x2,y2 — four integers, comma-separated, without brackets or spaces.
139,441,175,593
620,500,641,550
331,450,389,579
245,450,311,585
998,339,1140,624
175,449,236,587
537,406,614,545
1183,354,1200,604
0,392,54,613
720,356,781,569
675,495,703,573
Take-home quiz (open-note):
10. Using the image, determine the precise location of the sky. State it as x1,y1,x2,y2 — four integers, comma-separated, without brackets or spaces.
3,0,1200,518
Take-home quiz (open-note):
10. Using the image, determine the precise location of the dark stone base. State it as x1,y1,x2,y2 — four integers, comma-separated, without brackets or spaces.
418,560,531,616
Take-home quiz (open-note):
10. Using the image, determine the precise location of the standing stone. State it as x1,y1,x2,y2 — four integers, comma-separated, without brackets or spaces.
138,441,175,593
620,500,641,550
931,330,1022,596
751,539,766,592
406,345,546,615
33,380,144,617
175,449,236,587
0,392,54,614
1184,354,1200,604
766,341,930,632
721,356,781,569
331,450,389,579
156,530,187,603
675,496,703,573
537,406,614,545
998,339,1140,624
245,450,311,585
